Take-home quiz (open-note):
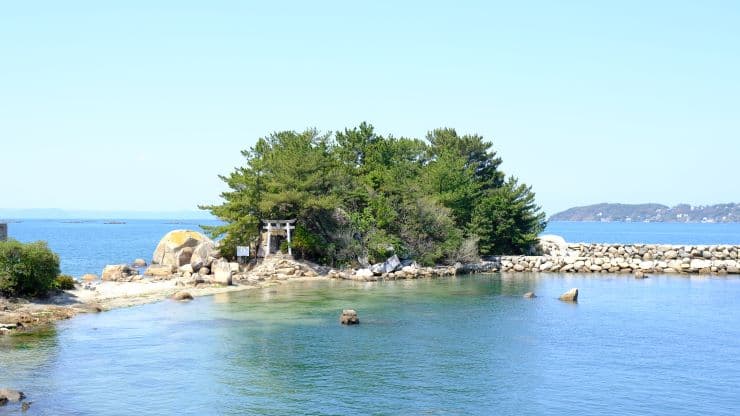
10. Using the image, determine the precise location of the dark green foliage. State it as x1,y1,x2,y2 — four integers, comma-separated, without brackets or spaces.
0,239,61,297
203,123,546,265
471,177,547,255
54,274,76,290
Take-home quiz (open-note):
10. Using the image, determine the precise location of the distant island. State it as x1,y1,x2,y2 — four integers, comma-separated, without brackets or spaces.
550,203,740,223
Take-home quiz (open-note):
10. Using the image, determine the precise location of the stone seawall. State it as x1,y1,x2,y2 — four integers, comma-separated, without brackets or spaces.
493,238,740,275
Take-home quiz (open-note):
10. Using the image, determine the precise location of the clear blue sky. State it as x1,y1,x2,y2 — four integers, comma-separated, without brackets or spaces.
1,1,738,216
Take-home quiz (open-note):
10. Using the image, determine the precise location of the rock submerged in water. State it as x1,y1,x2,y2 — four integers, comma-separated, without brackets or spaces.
523,292,537,299
559,288,578,302
340,309,359,325
0,388,25,403
634,271,648,279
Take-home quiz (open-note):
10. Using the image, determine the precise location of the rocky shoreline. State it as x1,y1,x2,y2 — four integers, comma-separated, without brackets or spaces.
3,233,739,336
489,236,740,275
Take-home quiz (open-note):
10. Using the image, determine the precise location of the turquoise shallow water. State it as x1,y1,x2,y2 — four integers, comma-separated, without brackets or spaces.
2,274,739,415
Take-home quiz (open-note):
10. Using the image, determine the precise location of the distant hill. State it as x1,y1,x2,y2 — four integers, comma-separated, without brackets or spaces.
550,203,740,223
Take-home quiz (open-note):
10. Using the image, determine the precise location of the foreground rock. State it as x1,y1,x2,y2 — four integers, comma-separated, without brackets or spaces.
171,291,193,301
0,388,25,403
340,309,359,325
559,288,579,302
523,292,537,298
152,230,215,268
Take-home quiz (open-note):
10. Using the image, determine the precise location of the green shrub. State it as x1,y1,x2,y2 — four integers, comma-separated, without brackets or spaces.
54,274,76,290
0,239,61,297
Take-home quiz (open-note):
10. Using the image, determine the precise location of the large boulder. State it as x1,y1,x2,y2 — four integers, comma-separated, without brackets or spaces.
152,230,213,267
212,259,233,285
383,255,401,273
101,265,137,281
190,240,217,271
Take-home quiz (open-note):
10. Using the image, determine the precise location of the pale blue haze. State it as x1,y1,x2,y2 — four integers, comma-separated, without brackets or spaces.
1,1,739,215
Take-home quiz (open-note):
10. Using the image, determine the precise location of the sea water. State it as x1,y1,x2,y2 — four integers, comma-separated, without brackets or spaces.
1,274,739,415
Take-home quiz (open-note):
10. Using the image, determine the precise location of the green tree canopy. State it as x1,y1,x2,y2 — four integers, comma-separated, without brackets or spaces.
203,123,546,265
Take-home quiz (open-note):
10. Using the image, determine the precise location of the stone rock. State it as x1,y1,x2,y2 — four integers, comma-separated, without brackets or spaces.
81,273,98,282
198,267,210,276
132,258,147,267
559,288,578,302
178,264,194,274
145,264,176,278
355,268,374,279
101,264,136,281
190,240,216,271
212,259,233,285
0,388,25,402
370,263,384,275
384,255,401,273
152,230,212,267
664,250,678,260
690,259,712,270
340,309,359,325
634,271,647,279
523,292,537,298
171,291,193,301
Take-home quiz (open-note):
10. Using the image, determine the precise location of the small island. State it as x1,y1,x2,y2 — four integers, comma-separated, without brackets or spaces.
550,203,740,223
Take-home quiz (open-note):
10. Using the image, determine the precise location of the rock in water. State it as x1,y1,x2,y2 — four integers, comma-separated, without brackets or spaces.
0,388,25,403
132,258,147,267
152,230,213,267
171,291,194,301
523,292,537,298
559,288,579,302
634,271,647,279
340,309,360,325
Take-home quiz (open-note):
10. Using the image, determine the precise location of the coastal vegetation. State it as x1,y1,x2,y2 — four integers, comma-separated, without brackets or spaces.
551,203,740,223
0,239,60,297
202,123,546,266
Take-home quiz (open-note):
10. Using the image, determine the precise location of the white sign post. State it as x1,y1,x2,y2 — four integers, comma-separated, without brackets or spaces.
236,246,249,263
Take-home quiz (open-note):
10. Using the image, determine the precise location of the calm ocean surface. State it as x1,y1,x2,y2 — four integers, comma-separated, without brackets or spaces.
1,220,740,415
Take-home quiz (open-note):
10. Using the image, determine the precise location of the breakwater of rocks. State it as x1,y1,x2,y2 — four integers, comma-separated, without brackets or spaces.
492,237,740,275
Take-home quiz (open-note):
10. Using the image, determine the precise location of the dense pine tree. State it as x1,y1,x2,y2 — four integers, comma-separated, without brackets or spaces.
202,123,546,265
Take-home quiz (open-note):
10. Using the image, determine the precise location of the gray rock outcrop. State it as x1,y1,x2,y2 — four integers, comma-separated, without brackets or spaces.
340,309,359,325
